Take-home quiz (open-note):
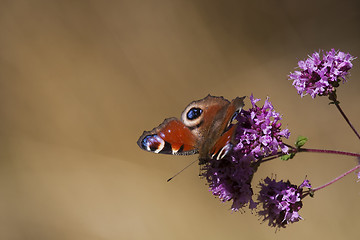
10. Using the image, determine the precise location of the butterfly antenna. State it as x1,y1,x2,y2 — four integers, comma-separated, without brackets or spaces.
167,158,198,182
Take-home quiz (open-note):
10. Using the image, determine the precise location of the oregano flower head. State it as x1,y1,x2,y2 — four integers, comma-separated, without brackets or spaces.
257,177,312,228
289,49,355,98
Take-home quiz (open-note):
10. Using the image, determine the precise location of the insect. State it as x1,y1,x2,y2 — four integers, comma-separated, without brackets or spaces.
137,95,245,161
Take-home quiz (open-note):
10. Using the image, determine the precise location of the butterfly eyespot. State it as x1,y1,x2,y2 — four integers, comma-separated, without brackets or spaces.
186,108,203,120
141,135,165,153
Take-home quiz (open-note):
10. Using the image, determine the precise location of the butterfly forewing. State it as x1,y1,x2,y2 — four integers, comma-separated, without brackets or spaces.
137,118,198,155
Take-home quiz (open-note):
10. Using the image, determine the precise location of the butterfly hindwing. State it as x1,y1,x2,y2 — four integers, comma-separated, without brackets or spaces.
209,96,245,160
137,118,199,155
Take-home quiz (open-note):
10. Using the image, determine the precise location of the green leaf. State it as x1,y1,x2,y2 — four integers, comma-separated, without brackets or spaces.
309,189,315,198
328,91,339,104
295,136,308,148
329,100,340,105
280,152,295,161
280,154,291,161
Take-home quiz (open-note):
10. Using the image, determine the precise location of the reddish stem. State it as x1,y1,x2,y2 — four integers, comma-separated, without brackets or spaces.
298,148,360,157
312,164,360,192
261,147,360,163
335,102,360,140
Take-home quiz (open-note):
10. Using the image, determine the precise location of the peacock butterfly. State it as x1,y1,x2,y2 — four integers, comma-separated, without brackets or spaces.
137,95,245,160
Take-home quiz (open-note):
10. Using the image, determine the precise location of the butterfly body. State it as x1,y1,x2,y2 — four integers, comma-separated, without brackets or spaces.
137,95,245,160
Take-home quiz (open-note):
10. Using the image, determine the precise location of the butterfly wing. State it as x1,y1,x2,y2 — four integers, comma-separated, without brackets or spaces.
137,95,246,160
208,96,245,160
137,118,199,155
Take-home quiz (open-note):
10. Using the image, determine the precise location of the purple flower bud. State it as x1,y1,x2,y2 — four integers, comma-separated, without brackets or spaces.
234,95,290,158
289,49,355,98
257,178,311,228
200,154,257,211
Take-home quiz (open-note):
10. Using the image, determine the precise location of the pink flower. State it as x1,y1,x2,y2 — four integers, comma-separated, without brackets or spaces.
257,178,311,228
289,49,355,98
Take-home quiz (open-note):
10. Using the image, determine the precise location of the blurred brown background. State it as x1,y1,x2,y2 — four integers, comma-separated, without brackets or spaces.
0,0,359,239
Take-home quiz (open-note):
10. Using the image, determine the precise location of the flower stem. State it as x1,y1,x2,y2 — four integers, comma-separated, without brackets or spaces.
260,147,360,163
312,164,360,192
298,148,360,157
260,153,284,163
334,102,360,140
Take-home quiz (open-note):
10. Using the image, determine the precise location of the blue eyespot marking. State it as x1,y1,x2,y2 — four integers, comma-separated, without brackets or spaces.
187,108,203,120
141,135,164,152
